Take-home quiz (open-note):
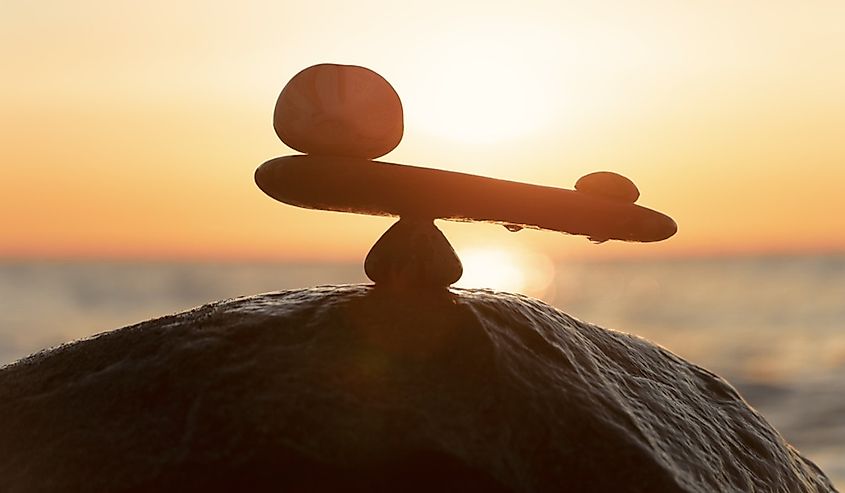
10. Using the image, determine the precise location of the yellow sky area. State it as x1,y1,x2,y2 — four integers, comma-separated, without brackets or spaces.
1,1,843,262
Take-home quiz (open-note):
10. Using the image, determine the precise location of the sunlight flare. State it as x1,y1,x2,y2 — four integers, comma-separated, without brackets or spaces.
455,246,555,299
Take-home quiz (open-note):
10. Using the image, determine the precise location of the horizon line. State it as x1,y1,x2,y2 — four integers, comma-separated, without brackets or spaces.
1,246,843,265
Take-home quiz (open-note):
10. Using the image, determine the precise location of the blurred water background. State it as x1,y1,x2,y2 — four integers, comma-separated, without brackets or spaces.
1,254,842,485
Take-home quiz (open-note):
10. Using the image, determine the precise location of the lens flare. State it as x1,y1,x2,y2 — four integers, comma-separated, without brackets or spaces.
455,247,555,299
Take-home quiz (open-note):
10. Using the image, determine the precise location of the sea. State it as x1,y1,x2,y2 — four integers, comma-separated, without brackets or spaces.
1,254,843,485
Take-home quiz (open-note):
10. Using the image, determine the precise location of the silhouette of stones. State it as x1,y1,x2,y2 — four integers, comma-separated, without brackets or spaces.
0,286,835,491
255,155,678,244
259,63,679,292
365,217,462,289
274,63,404,159
575,171,640,203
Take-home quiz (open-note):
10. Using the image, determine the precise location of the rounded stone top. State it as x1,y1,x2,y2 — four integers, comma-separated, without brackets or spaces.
274,63,404,160
364,218,463,289
0,286,834,491
575,171,640,203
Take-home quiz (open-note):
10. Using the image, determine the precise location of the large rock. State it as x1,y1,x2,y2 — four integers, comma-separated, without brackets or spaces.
0,286,835,492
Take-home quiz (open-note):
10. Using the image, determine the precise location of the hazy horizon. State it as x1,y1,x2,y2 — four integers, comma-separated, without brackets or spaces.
2,244,843,264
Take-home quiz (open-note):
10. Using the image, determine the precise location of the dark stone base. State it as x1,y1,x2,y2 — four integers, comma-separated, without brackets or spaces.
0,286,835,492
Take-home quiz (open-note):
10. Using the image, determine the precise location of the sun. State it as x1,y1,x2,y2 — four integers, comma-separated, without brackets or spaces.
401,23,562,145
455,247,555,299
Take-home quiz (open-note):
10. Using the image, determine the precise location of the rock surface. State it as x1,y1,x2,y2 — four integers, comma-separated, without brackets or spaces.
0,286,836,492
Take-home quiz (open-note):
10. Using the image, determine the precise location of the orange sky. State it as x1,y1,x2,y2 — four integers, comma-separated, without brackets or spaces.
2,1,843,261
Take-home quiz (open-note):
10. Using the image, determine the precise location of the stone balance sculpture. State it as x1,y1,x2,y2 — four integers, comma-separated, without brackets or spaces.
0,64,836,492
255,63,677,289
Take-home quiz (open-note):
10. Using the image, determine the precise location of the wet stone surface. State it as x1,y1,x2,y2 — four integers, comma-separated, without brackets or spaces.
0,286,836,492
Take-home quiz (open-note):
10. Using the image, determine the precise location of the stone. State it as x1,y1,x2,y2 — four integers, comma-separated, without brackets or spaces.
364,218,462,288
0,286,835,492
255,155,677,243
274,63,404,160
576,171,641,203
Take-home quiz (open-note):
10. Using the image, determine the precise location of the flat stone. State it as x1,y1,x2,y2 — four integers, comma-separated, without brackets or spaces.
0,286,834,492
255,155,678,243
274,63,404,159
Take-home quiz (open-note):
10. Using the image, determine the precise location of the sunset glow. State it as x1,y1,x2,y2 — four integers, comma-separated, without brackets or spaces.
455,247,555,299
401,23,561,144
1,1,843,261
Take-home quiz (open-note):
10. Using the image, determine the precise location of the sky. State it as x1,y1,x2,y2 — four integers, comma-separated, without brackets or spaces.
2,0,844,262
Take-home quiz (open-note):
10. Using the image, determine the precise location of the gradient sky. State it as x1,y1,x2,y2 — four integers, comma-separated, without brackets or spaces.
2,0,843,261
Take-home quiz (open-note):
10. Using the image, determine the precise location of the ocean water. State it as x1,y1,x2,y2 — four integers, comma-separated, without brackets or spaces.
1,255,843,485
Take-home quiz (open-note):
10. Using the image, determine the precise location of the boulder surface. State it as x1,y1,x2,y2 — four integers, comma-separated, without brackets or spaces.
0,285,836,492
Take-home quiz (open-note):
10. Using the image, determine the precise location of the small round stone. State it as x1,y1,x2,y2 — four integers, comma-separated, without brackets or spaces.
274,63,404,160
365,218,462,289
575,171,640,203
